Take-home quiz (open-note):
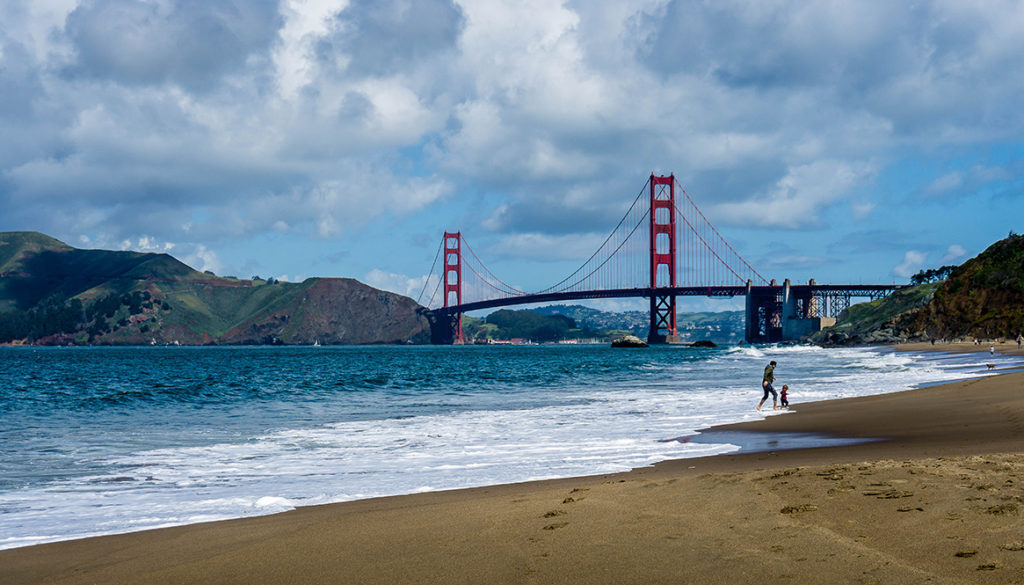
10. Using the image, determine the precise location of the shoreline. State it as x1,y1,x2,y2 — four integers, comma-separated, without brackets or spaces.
5,344,1024,583
0,343,997,552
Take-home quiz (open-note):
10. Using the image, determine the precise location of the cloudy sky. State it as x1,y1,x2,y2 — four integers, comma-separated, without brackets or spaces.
2,0,1023,312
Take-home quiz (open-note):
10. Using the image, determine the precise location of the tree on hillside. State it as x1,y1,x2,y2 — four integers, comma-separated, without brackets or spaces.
485,309,576,342
910,265,958,285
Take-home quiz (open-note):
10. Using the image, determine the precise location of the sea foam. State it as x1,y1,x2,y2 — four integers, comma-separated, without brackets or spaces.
1,344,1020,550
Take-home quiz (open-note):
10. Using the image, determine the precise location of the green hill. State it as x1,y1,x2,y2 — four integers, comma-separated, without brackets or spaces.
529,304,743,343
811,232,1024,345
464,309,580,342
806,283,940,345
458,305,744,343
901,233,1024,340
0,232,430,345
0,231,72,272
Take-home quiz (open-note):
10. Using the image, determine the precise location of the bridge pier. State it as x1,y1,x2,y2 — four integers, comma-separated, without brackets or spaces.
648,294,681,344
745,279,845,343
745,279,782,343
779,279,837,340
426,309,464,345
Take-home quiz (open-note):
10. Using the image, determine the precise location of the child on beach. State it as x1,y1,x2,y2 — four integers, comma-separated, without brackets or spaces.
780,385,789,408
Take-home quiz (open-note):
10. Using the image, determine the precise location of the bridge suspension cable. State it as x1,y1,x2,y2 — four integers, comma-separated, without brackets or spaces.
416,237,444,307
535,177,651,294
673,178,769,286
422,175,770,310
462,238,528,297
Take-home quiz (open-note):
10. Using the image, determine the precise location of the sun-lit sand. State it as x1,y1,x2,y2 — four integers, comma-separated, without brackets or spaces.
4,343,1024,584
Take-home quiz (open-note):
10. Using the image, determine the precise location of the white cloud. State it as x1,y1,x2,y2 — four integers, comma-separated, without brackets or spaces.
711,160,875,229
924,171,964,197
851,201,876,220
273,0,348,98
924,165,1014,199
760,254,830,270
941,244,968,264
892,250,928,278
364,268,431,300
357,78,443,143
181,244,224,275
294,171,450,238
486,232,611,261
5,0,78,62
126,236,176,253
3,0,1024,287
274,274,304,283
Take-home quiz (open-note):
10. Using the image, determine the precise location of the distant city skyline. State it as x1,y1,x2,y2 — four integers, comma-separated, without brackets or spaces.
2,1,1022,314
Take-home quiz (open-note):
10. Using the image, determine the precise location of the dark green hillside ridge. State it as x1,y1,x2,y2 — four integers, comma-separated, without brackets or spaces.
122,252,215,282
0,231,72,272
217,277,428,345
461,306,743,343
485,309,577,342
841,283,941,331
156,278,317,340
0,232,221,312
0,232,429,345
902,233,1024,339
811,232,1024,345
806,283,939,345
528,304,743,342
529,304,648,336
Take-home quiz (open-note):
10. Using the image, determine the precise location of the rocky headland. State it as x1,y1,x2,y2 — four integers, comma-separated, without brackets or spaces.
809,233,1024,345
0,232,430,345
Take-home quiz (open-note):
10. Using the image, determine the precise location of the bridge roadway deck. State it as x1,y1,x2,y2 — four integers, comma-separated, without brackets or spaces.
434,284,905,315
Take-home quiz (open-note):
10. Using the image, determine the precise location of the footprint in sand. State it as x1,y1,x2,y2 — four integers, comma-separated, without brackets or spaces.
977,563,1000,571
861,489,913,499
780,504,818,514
1000,542,1024,551
985,503,1018,515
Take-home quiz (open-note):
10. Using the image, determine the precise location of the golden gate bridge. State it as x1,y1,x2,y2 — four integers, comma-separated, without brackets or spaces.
418,174,904,344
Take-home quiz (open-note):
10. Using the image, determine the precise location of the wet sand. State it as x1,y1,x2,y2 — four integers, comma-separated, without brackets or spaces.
5,344,1024,584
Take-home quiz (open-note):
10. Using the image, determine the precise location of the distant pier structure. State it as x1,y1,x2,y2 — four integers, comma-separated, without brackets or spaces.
745,279,902,343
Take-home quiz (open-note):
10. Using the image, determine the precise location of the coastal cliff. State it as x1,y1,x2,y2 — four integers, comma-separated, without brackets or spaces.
900,233,1024,340
0,232,430,345
810,233,1024,345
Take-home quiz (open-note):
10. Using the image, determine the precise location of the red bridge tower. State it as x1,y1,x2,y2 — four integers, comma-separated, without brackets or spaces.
648,174,680,344
443,231,464,344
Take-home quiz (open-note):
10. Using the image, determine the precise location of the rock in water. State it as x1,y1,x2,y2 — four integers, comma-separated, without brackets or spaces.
690,340,717,347
611,335,648,348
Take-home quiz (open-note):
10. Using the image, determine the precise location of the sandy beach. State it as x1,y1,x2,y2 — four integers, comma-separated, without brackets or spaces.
4,343,1024,585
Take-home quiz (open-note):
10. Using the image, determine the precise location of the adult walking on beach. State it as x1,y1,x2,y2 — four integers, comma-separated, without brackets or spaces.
1017,333,1022,350
757,360,778,411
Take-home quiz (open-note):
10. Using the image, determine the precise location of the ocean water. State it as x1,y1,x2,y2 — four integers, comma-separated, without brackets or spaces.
1,343,1019,550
